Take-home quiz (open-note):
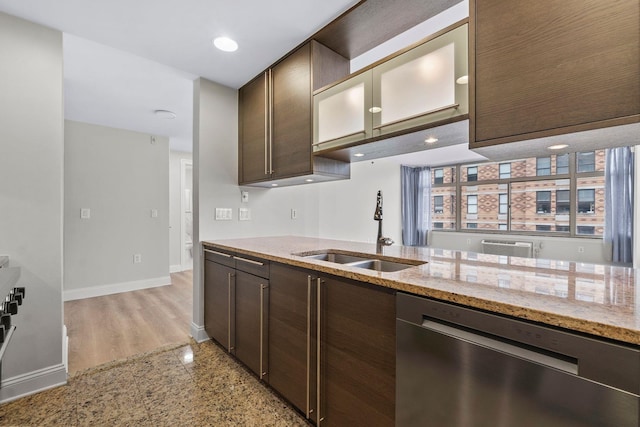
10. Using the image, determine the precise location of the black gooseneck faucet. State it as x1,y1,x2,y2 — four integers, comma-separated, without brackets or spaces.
374,190,394,253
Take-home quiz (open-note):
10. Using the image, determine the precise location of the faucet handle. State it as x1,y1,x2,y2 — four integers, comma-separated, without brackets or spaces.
379,237,394,246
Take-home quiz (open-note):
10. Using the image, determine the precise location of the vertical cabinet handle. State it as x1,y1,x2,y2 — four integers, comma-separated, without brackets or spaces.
306,275,312,418
227,272,233,352
264,71,269,176
268,68,274,175
260,283,265,380
316,277,323,425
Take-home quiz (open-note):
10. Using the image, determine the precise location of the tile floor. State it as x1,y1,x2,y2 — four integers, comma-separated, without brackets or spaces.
0,340,309,426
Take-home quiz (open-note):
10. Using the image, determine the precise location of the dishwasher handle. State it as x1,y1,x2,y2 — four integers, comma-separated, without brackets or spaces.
421,318,578,375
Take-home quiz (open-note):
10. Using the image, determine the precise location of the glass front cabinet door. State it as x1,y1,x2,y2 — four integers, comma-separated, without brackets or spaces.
313,22,468,154
371,23,468,138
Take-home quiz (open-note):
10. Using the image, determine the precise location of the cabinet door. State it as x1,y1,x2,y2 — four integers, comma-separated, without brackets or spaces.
269,264,317,422
271,44,313,178
472,0,640,145
319,277,396,427
204,260,235,352
235,271,268,380
239,72,269,184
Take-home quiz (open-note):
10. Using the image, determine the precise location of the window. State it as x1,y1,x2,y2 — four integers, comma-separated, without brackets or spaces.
556,190,570,214
467,166,478,182
556,154,569,174
536,191,551,213
433,222,443,229
577,151,595,173
499,193,508,214
556,225,570,232
577,226,595,235
499,163,511,179
577,189,595,213
434,168,444,184
433,196,444,214
467,195,478,214
536,157,551,176
467,223,478,229
498,224,508,230
536,225,552,231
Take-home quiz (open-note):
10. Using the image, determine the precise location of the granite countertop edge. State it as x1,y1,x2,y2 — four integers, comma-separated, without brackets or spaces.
202,237,640,346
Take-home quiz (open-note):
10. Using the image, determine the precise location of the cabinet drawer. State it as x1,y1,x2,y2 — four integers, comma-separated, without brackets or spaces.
204,248,236,268
234,254,269,279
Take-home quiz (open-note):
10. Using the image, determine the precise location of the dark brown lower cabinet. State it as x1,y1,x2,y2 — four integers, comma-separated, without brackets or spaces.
269,263,395,426
319,276,396,427
234,270,268,380
204,255,235,352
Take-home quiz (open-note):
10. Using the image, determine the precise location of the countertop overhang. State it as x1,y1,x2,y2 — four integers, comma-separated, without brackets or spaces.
203,236,640,346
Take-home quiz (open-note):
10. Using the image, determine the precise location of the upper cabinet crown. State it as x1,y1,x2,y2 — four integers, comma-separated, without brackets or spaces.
470,0,640,155
238,41,351,187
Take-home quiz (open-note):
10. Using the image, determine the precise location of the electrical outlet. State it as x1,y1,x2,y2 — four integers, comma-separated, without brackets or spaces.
578,246,584,253
151,209,158,218
241,191,249,203
80,208,91,219
291,209,298,219
467,238,471,245
239,208,251,221
133,254,142,264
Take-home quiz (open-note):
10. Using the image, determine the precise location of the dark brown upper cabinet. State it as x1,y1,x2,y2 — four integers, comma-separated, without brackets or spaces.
470,0,640,152
238,41,351,187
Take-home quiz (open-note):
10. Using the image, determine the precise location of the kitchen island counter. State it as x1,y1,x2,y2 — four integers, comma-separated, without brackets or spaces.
203,236,640,345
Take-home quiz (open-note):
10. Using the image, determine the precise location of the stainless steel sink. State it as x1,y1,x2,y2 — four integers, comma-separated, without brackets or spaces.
295,250,424,272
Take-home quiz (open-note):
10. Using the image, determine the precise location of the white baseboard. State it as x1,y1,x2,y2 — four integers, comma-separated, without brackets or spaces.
170,264,183,273
0,363,67,404
63,276,171,301
62,325,68,374
190,322,209,343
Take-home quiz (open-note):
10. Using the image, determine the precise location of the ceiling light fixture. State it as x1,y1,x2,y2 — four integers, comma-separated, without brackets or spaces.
154,109,176,119
354,153,365,157
548,144,569,150
213,36,238,52
456,75,469,85
368,107,382,113
425,137,438,144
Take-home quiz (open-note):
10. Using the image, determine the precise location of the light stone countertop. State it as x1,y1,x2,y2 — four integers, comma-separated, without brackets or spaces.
203,236,640,346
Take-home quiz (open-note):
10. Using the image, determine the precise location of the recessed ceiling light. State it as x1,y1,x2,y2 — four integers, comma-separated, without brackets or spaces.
456,75,469,85
354,153,365,157
425,137,438,144
213,37,238,52
548,144,569,150
368,107,382,113
154,109,176,119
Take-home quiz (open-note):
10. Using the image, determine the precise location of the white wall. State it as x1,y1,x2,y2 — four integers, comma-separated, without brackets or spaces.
0,12,66,401
191,78,321,340
169,151,192,271
64,120,170,300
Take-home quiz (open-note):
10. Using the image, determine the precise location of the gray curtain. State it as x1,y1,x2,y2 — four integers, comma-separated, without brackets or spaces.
604,147,634,264
401,165,431,246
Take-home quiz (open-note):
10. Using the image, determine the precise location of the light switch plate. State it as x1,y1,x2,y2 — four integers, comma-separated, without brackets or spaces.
151,209,158,218
215,208,233,220
239,208,251,221
80,208,91,219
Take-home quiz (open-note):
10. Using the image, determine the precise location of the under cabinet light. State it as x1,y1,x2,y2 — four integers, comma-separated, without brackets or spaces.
456,75,469,84
369,107,382,113
425,137,438,144
548,144,569,150
354,153,365,157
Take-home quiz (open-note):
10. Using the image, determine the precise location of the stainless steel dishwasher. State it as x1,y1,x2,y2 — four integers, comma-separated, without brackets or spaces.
396,292,640,427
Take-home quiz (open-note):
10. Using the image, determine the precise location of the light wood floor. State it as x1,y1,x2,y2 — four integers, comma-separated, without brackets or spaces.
64,270,193,374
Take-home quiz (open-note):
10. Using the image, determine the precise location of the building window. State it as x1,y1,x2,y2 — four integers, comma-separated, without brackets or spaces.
536,225,552,231
536,191,551,213
499,163,511,179
433,222,443,229
556,190,570,214
536,157,551,176
499,193,508,214
467,166,478,182
577,226,595,235
577,189,595,213
556,225,570,232
577,151,595,173
434,196,444,214
434,168,444,184
556,154,569,174
467,223,478,229
467,195,478,214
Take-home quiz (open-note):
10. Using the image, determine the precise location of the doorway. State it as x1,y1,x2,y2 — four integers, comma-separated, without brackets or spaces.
180,159,193,270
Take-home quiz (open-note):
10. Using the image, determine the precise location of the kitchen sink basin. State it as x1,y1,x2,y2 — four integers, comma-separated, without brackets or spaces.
295,250,424,272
